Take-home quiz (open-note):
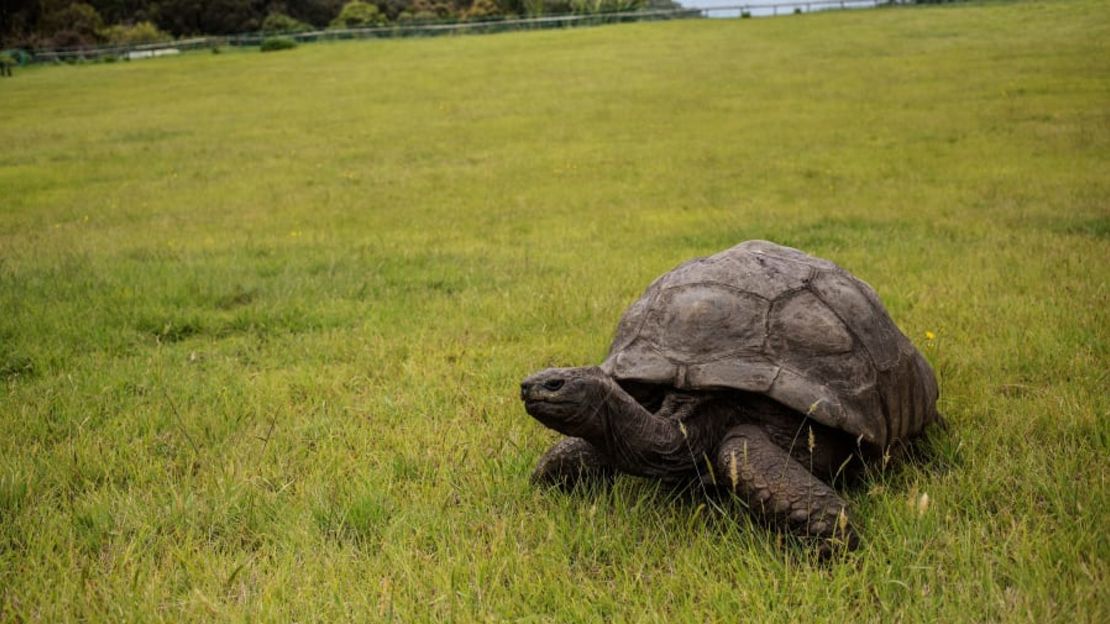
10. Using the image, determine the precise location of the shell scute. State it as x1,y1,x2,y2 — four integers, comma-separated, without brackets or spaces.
608,338,675,384
769,290,853,355
809,270,902,371
685,357,780,392
643,285,768,362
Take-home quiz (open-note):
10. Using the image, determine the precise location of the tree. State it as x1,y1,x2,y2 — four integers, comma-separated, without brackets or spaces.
464,0,505,20
154,0,264,36
99,20,172,44
40,2,105,46
0,0,43,47
329,0,387,28
86,0,156,26
280,0,348,27
262,12,313,32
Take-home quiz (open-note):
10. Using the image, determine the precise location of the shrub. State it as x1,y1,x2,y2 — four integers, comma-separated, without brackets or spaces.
579,0,643,13
262,12,313,33
48,29,94,48
260,36,298,51
329,1,387,28
464,0,504,21
99,21,173,46
397,10,440,24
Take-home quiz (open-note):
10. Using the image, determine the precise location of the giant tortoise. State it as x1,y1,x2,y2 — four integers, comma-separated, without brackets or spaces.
520,240,940,550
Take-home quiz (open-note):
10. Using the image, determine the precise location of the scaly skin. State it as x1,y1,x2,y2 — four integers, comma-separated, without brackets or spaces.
522,366,861,552
716,424,858,550
522,367,706,480
532,393,716,488
531,437,614,489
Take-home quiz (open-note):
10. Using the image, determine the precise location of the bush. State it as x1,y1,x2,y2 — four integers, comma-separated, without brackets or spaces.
99,21,173,46
262,12,313,33
330,1,387,28
580,0,644,13
397,10,440,24
0,53,15,77
464,0,504,21
48,29,94,49
260,36,298,51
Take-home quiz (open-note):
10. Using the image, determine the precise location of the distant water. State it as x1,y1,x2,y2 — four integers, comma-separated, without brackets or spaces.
678,0,878,19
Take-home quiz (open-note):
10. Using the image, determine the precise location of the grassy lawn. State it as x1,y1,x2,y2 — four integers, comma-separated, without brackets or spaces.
1,0,1107,620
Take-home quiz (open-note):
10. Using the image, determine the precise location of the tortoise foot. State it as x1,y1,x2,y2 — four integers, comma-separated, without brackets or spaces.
532,437,614,490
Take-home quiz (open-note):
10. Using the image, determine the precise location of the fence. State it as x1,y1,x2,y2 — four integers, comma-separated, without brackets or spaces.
698,0,887,18
21,1,893,64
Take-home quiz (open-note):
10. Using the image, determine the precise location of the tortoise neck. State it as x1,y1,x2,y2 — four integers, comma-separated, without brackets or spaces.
589,380,700,479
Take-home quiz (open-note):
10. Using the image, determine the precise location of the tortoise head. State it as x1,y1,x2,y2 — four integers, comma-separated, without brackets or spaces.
522,366,702,478
520,366,612,438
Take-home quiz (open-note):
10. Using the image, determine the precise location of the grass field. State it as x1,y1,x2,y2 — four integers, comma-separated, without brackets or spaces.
1,0,1108,620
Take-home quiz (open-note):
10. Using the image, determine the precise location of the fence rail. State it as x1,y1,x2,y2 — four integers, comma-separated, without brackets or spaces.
20,1,892,64
698,0,886,16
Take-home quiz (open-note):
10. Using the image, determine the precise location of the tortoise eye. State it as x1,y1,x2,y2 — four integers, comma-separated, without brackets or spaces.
543,379,565,391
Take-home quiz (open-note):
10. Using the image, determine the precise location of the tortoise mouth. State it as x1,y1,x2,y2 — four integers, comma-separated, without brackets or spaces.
522,396,577,412
523,399,579,433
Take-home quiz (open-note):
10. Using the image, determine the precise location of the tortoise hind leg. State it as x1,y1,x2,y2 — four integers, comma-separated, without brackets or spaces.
715,424,859,551
532,437,615,490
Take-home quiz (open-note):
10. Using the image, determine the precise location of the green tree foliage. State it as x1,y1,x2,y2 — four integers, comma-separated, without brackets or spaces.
262,12,313,32
575,0,647,12
329,0,387,28
1,0,42,47
463,0,505,20
40,2,104,46
376,0,411,21
0,0,667,47
283,0,348,26
99,20,171,44
152,0,263,36
84,0,155,26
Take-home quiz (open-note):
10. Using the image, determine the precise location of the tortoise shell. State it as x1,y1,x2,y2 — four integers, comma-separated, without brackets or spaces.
599,240,940,448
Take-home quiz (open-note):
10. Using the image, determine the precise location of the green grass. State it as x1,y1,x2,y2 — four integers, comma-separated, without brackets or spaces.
1,1,1108,620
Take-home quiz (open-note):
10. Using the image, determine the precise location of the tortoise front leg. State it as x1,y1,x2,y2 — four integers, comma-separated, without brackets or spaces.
532,437,615,490
715,424,859,551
